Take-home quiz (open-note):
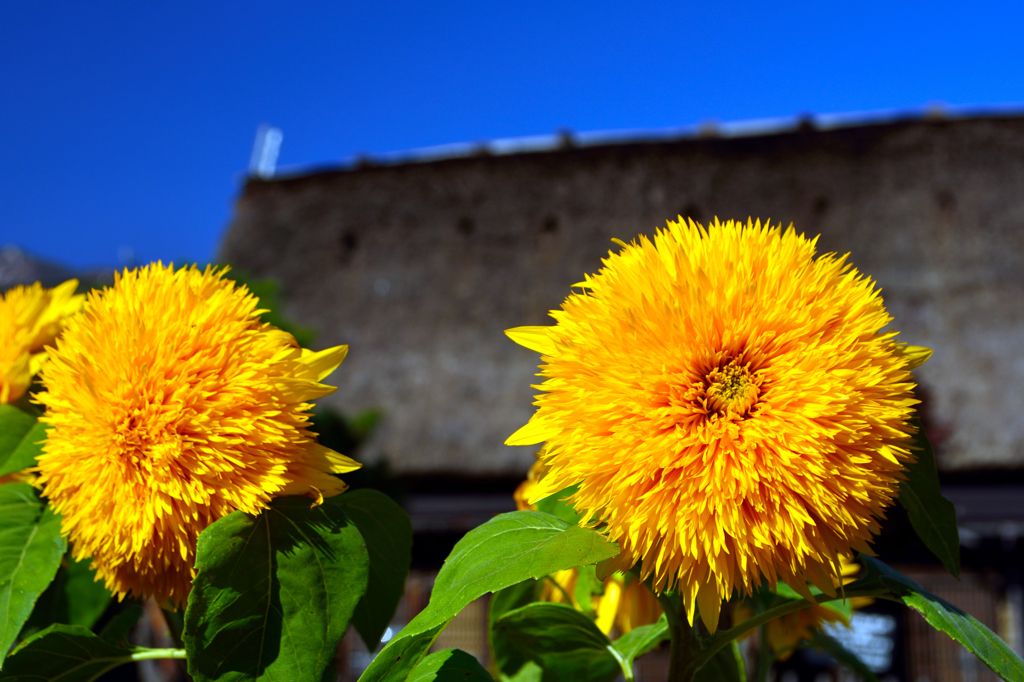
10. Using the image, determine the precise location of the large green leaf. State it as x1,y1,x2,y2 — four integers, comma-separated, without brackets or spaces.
356,622,450,682
693,640,746,682
0,623,181,682
60,555,111,629
360,511,618,682
490,579,541,624
0,483,66,665
493,603,622,682
98,607,144,646
330,490,412,651
406,649,493,682
184,496,370,682
807,631,879,682
0,407,43,477
573,564,602,618
862,556,1024,681
897,418,960,578
489,579,542,679
534,485,582,525
425,512,617,625
26,552,112,634
502,662,542,682
612,613,669,670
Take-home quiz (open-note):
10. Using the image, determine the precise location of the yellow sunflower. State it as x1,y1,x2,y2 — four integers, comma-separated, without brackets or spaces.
506,218,927,633
36,263,360,606
0,280,82,404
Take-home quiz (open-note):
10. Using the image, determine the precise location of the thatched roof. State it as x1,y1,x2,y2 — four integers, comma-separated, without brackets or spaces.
221,113,1024,474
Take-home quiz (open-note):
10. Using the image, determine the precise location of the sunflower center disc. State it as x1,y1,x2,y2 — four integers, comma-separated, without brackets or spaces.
705,361,759,416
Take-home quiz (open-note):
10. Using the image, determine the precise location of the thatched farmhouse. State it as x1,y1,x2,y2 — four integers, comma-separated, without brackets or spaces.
221,114,1024,679
221,113,1024,477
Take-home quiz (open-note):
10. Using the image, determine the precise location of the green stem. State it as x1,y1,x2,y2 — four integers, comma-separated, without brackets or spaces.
131,648,188,661
656,592,702,681
755,624,772,682
159,607,193,682
685,587,889,675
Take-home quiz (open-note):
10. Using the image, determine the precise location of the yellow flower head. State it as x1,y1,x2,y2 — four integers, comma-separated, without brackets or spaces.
506,219,924,633
36,263,360,606
0,280,82,404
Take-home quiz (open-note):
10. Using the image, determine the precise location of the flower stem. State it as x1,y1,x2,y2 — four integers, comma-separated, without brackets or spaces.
656,592,701,682
89,649,186,679
755,624,772,682
131,648,188,661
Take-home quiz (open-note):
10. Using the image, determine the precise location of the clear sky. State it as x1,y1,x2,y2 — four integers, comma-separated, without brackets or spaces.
3,1,1023,269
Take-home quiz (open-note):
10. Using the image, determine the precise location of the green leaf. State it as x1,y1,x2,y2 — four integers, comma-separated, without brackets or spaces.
898,418,961,578
501,662,542,682
61,555,111,629
493,602,621,682
425,512,617,627
98,606,144,646
406,649,493,682
490,580,541,624
534,485,582,525
807,631,879,682
693,640,746,682
1,623,181,682
0,483,66,665
23,551,112,637
330,489,412,651
773,582,852,621
572,565,603,617
862,555,1024,681
360,511,618,682
356,622,450,682
489,580,542,678
0,407,44,477
612,613,669,670
184,496,369,682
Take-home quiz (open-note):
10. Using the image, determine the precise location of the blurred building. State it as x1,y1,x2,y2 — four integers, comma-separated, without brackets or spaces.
220,112,1024,682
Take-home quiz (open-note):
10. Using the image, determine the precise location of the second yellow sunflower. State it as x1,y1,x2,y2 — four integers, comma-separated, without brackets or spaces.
36,263,360,606
507,218,925,632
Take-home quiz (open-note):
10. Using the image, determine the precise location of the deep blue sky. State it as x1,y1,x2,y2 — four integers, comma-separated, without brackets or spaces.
3,1,1023,269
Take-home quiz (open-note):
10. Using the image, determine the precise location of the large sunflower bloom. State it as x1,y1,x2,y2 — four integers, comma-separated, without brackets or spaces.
506,218,926,633
0,280,82,404
36,263,360,606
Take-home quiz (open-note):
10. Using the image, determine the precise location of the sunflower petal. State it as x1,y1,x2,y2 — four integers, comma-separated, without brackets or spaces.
505,326,557,355
299,345,349,381
505,416,559,446
895,344,933,369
